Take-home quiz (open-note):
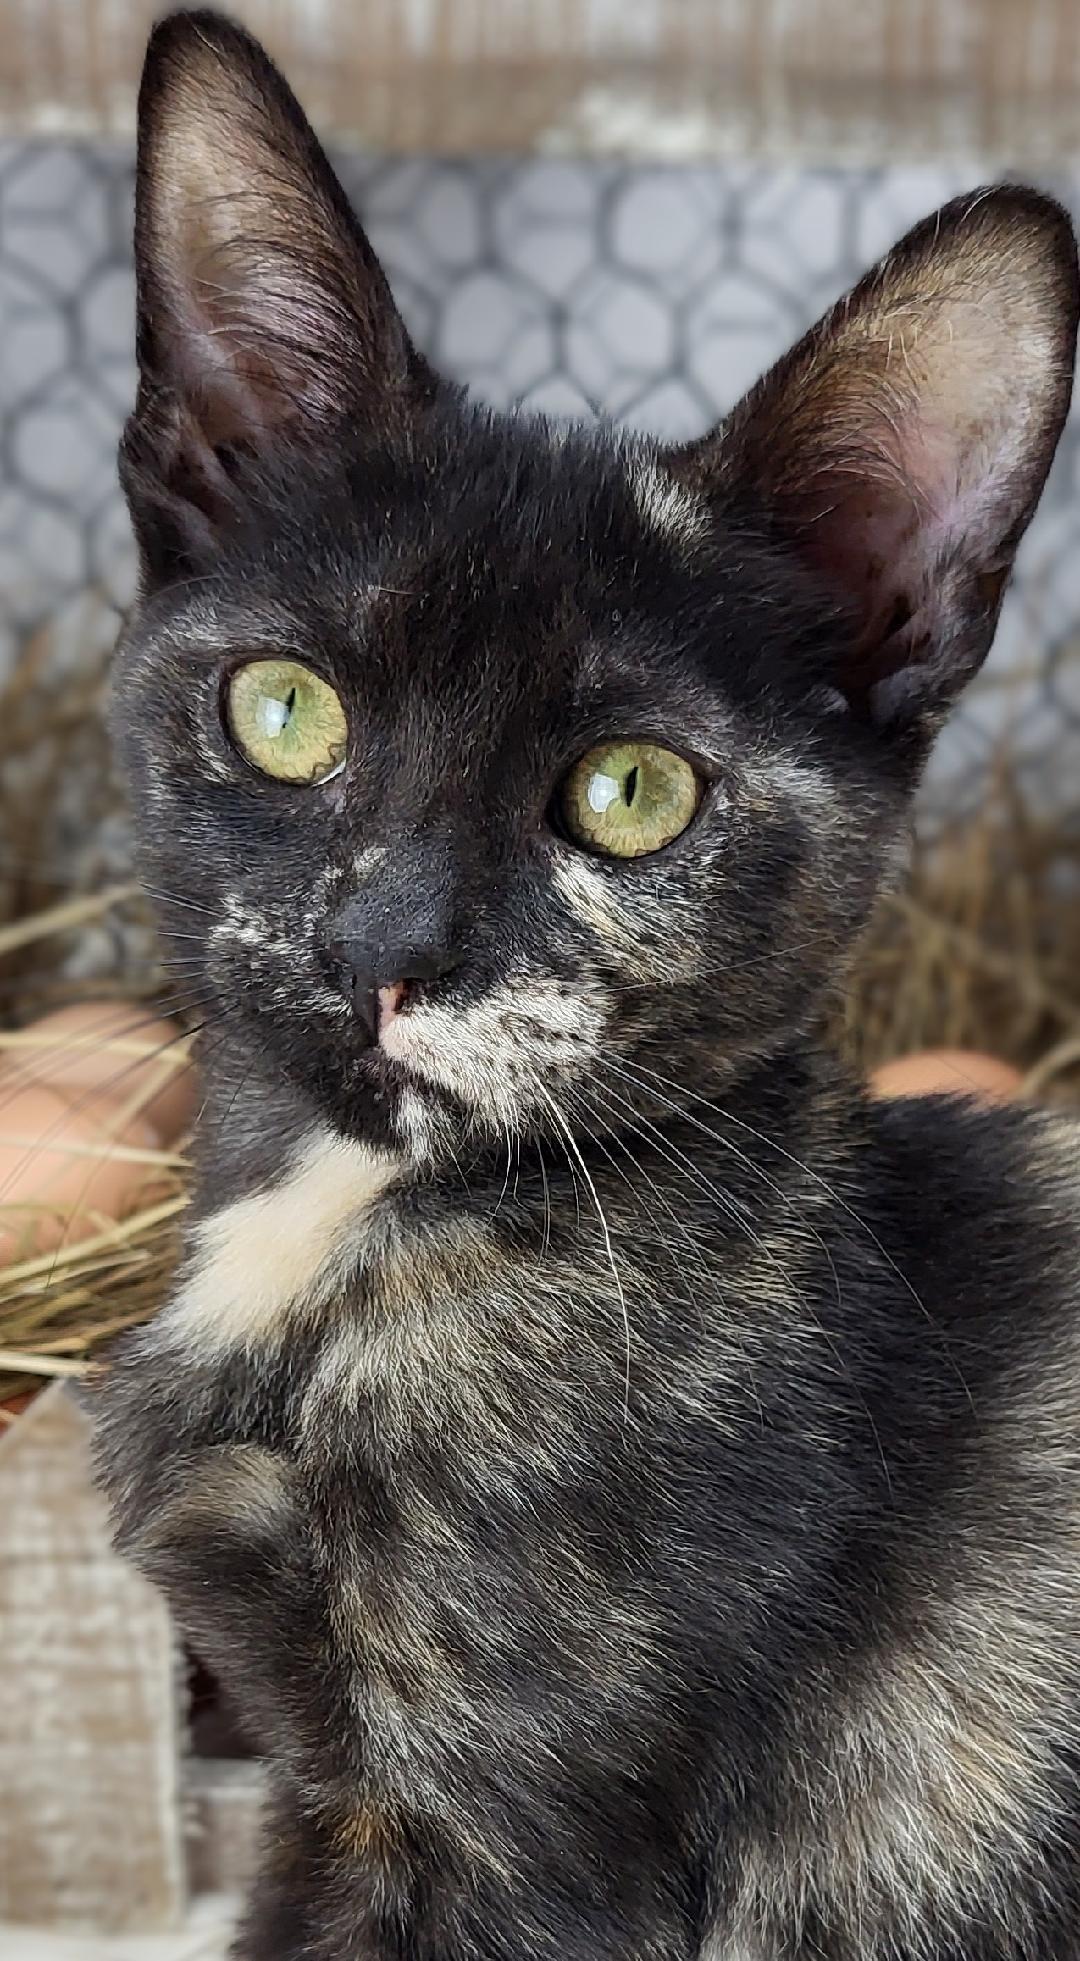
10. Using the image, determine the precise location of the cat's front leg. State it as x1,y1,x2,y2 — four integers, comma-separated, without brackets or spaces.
228,1792,325,1961
105,1424,332,1763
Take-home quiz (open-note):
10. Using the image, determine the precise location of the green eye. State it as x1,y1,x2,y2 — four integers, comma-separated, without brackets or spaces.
226,659,347,784
559,740,702,858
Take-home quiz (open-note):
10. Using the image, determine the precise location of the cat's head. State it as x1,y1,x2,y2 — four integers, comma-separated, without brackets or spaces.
112,10,1078,1164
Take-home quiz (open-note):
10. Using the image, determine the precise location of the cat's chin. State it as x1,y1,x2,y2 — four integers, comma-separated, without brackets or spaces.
330,1045,456,1165
344,1039,511,1168
345,1045,421,1108
326,1045,414,1127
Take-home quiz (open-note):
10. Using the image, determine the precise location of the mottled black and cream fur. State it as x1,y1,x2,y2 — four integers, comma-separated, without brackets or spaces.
95,12,1080,1959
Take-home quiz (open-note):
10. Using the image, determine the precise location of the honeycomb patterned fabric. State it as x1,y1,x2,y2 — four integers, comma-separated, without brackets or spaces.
3,145,1079,833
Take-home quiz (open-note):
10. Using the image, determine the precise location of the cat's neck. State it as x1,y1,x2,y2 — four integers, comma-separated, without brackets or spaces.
161,1029,858,1377
188,1024,856,1225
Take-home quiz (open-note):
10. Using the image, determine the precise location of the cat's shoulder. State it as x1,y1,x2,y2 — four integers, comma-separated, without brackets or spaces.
865,1086,1080,1205
859,1088,1080,1331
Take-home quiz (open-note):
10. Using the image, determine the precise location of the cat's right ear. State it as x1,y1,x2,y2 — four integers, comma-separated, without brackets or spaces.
122,9,439,575
664,188,1078,750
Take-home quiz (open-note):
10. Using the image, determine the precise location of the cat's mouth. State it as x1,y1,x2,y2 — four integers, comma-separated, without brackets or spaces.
345,1032,429,1098
344,978,417,1048
331,1039,439,1149
372,1005,457,1092
370,975,605,1136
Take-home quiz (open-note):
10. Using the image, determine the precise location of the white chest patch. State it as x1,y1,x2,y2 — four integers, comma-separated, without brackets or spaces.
165,1127,401,1353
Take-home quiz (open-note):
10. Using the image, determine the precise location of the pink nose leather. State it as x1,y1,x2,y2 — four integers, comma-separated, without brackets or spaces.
377,981,408,1038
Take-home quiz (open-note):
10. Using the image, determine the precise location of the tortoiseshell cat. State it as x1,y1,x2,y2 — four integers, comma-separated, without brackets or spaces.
95,11,1080,1958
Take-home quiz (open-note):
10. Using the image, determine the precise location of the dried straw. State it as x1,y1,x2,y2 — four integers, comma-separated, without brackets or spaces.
839,744,1080,1104
0,949,192,1407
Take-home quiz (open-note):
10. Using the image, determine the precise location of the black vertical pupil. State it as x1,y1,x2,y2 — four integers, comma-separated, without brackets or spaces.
623,765,639,806
283,686,297,719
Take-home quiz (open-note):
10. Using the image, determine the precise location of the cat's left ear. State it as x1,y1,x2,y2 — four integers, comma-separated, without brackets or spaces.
667,188,1079,736
122,9,439,569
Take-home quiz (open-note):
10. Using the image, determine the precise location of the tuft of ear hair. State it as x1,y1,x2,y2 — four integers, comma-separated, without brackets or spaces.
122,8,439,572
668,188,1079,738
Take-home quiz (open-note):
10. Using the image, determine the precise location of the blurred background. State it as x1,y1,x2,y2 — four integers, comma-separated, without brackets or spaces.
2,4,1080,1955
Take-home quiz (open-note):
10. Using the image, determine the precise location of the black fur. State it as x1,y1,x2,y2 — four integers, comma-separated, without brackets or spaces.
95,13,1080,1959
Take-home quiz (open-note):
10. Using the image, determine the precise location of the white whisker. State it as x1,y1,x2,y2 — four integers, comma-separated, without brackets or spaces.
533,1077,633,1427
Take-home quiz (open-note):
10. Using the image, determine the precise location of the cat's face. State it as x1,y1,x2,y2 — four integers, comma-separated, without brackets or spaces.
112,13,1077,1163
113,408,888,1156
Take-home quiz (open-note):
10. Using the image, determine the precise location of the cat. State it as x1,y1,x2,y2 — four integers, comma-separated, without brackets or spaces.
93,9,1080,1959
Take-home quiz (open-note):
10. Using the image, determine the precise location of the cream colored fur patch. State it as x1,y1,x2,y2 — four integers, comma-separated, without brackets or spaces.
165,1127,400,1351
551,854,646,965
383,973,604,1128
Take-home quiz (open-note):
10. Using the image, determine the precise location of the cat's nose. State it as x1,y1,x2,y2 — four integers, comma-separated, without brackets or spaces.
329,941,462,1043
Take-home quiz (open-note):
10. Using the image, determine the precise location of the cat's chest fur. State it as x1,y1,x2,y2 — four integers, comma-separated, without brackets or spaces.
133,1122,757,1950
161,1127,656,1638
102,1106,1080,1960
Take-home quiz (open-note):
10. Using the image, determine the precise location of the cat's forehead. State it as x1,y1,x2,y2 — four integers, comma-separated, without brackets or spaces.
446,419,711,551
356,414,713,581
159,417,727,674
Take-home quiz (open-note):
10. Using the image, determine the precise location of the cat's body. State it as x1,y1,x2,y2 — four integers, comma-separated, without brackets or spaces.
103,1062,1080,1961
95,11,1080,1958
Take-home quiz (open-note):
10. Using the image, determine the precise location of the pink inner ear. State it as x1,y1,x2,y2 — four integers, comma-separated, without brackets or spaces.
165,303,251,454
795,406,1005,699
795,477,926,683
163,215,306,451
670,192,1077,723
